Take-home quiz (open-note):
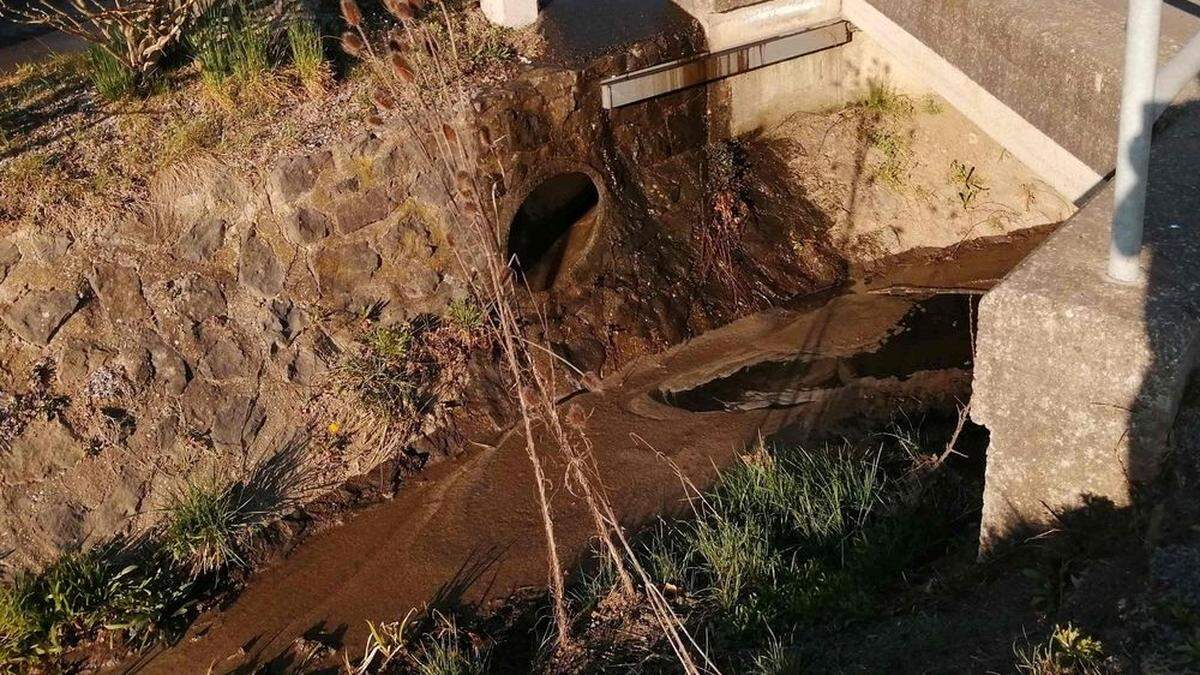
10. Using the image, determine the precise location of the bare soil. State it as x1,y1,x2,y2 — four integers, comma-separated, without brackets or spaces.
765,89,1074,260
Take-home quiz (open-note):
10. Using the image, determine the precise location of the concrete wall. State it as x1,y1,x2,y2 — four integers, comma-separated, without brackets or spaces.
674,0,839,51
677,0,1099,202
721,26,936,137
972,105,1200,551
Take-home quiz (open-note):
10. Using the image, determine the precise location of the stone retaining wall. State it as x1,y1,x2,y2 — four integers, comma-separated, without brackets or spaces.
0,29,736,572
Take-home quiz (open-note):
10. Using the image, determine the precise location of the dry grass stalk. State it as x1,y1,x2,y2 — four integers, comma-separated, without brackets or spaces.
338,4,711,667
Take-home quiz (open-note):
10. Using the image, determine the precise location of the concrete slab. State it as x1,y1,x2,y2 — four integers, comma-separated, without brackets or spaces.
972,103,1200,552
671,0,839,51
842,0,1104,203
684,0,777,13
538,0,702,68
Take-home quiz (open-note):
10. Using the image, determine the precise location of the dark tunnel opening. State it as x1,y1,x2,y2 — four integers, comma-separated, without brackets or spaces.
506,172,600,291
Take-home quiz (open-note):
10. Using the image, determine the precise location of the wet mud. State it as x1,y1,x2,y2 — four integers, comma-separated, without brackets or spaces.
116,226,1053,674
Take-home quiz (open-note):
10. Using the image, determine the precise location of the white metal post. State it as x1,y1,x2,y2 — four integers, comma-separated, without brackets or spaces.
1109,0,1163,283
1155,29,1200,117
480,0,538,27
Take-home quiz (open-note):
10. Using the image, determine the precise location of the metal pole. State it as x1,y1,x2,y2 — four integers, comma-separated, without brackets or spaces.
1155,29,1200,118
1109,0,1163,283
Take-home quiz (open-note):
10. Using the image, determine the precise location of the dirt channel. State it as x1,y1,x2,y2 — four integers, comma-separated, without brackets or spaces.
117,227,1050,674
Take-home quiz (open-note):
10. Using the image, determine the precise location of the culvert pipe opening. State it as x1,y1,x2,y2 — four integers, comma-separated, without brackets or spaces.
506,172,600,291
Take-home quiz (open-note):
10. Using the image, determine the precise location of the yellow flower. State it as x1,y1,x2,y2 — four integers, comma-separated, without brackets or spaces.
328,422,342,435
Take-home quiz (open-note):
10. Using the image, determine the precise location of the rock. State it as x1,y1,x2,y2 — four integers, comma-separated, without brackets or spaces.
259,299,306,345
57,340,115,389
118,346,154,391
283,208,330,245
177,275,227,323
82,471,143,546
268,151,331,206
89,263,151,325
333,189,391,234
402,268,441,300
313,241,381,301
180,379,219,431
212,394,266,448
200,335,250,381
0,239,21,283
25,230,74,263
2,287,83,346
28,497,85,553
177,218,227,262
144,333,191,395
239,235,284,297
288,344,325,384
1,419,84,483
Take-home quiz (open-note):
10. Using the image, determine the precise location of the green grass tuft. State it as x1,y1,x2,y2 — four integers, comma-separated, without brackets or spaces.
188,5,274,97
366,323,413,360
859,80,916,191
231,21,271,86
162,479,258,577
446,298,484,331
624,428,974,654
85,46,135,102
413,616,489,675
860,81,915,118
1015,623,1108,674
0,543,198,665
287,19,327,95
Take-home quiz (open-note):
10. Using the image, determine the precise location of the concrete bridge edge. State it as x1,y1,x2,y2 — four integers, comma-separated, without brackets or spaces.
839,0,1104,204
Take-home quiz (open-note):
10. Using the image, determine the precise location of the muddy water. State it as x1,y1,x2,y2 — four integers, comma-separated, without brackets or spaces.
120,228,1050,674
656,294,975,412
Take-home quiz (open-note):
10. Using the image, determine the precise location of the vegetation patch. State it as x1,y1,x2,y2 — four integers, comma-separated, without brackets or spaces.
0,476,269,669
1015,624,1110,674
347,610,490,675
161,479,263,577
950,159,990,210
345,422,982,673
858,81,917,192
0,360,69,451
84,46,136,103
695,138,754,293
334,305,490,433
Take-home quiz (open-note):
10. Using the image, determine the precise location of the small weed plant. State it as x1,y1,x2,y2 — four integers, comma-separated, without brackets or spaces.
162,479,259,577
950,159,989,209
335,315,486,429
861,81,915,118
859,81,916,192
446,298,484,331
1015,623,1109,674
287,19,329,95
85,45,136,102
347,610,489,675
0,360,69,451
